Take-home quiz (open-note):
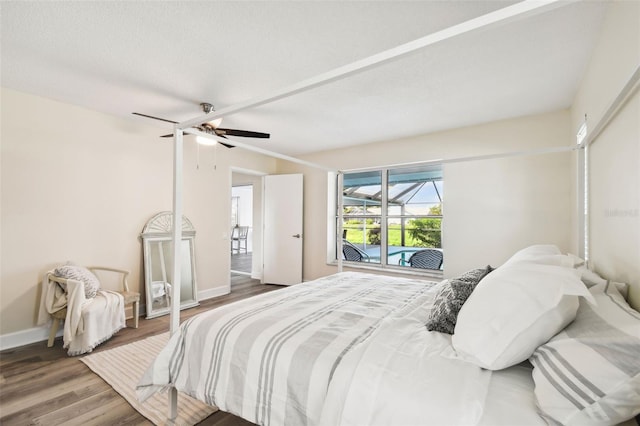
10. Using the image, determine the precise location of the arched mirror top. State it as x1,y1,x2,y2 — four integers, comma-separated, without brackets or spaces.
141,211,196,237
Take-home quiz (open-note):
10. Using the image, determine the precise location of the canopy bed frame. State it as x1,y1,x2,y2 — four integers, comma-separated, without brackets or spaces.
159,0,640,420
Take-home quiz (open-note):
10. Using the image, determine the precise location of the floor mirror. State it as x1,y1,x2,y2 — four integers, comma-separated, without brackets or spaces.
141,211,199,319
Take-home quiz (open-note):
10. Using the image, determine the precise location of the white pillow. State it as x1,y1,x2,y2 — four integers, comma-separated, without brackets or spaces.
531,282,640,425
451,262,594,370
503,244,574,268
509,244,561,258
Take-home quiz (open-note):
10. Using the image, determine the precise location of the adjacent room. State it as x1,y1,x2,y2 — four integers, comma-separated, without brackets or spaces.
1,1,638,425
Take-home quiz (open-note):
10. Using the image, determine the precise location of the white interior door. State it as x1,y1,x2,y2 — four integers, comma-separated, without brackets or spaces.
263,174,303,285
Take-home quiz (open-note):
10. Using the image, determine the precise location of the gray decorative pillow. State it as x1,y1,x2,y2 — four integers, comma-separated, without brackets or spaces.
54,265,101,299
426,265,493,334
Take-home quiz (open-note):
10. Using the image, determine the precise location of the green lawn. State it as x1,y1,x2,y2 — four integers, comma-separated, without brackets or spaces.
344,224,440,247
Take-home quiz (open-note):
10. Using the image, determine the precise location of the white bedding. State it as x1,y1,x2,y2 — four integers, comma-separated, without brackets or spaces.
479,364,638,426
137,271,546,425
480,362,546,426
321,317,491,425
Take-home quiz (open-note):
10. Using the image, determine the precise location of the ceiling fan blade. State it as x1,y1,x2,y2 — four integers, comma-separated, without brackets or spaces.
135,110,264,146
216,128,270,139
211,133,236,148
132,112,178,124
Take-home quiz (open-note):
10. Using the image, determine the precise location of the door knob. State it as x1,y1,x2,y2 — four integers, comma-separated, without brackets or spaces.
292,234,302,238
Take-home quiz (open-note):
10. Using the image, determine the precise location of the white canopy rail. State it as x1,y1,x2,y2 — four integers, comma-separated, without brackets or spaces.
177,0,570,131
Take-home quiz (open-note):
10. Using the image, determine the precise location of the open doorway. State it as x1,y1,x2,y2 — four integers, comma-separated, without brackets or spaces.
231,184,253,275
230,171,264,281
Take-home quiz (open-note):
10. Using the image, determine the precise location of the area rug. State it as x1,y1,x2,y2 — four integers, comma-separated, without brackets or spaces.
80,332,217,425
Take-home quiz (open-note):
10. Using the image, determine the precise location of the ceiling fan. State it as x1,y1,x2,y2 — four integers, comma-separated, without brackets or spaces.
132,103,270,149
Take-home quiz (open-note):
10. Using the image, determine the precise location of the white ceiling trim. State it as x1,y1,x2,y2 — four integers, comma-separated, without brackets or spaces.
178,0,573,132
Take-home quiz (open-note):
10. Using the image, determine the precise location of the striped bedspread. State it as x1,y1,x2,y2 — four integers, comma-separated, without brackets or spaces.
137,271,490,426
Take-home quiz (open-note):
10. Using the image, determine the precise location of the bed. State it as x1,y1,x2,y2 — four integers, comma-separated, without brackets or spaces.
137,245,640,426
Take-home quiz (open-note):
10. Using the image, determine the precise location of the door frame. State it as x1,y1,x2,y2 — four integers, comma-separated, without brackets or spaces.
230,167,267,280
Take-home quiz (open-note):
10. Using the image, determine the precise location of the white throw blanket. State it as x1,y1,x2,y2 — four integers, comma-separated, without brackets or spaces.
38,272,126,355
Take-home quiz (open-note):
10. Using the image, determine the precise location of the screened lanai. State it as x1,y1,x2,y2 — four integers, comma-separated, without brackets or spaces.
341,164,444,269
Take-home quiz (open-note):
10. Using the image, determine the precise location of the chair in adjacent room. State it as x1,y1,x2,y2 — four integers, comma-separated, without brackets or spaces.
231,226,249,254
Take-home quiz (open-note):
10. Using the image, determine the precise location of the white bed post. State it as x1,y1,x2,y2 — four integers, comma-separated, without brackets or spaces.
337,172,344,273
169,128,184,420
170,128,184,335
577,66,640,263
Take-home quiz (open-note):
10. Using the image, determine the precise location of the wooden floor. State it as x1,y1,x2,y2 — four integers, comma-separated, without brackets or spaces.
0,275,282,426
230,252,252,274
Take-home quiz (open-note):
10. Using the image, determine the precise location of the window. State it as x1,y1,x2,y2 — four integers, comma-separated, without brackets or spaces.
338,164,443,272
231,196,240,227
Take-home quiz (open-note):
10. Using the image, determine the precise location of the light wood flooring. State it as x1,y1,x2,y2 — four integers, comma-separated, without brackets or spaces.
0,275,282,426
230,252,252,274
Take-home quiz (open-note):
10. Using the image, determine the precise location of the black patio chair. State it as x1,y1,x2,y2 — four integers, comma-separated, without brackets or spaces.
342,240,370,262
403,249,443,270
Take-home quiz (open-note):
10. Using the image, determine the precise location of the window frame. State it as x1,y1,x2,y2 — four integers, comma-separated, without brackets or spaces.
328,163,444,278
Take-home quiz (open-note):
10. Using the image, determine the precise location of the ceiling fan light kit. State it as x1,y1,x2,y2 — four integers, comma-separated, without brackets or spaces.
132,102,270,149
196,135,217,146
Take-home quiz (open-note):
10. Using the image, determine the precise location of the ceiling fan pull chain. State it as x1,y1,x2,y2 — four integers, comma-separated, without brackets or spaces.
196,143,200,170
213,143,217,171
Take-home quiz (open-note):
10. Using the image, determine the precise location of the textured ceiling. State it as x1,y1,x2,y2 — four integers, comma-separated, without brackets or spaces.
1,1,608,156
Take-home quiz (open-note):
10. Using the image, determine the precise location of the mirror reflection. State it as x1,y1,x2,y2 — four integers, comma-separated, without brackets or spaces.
141,212,199,319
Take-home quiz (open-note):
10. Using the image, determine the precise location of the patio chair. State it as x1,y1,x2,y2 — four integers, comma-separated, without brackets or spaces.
400,249,443,270
342,240,370,262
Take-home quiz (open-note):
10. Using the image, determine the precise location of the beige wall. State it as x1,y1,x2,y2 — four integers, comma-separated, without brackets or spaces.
294,110,573,281
570,0,640,309
0,88,277,336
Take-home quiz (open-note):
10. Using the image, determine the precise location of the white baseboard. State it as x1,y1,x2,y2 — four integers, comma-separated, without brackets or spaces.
1,306,146,352
0,324,60,352
0,288,229,352
0,317,146,353
198,286,230,301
